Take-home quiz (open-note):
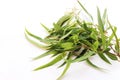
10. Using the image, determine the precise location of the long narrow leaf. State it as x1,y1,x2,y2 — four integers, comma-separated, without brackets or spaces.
90,31,97,40
25,28,43,40
25,28,49,44
102,9,107,20
40,23,50,32
98,52,111,64
108,21,120,54
33,50,57,60
106,27,116,47
53,23,61,32
60,30,72,40
34,53,65,71
77,0,93,21
25,33,48,49
57,61,71,80
97,7,107,51
80,39,93,50
97,7,104,31
105,52,118,60
102,9,107,25
72,51,95,62
57,14,72,26
86,58,102,70
97,24,106,51
93,40,99,51
58,52,72,68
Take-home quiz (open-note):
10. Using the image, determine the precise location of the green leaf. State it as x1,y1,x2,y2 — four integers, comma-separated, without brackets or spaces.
86,58,102,70
97,22,106,50
72,51,95,62
77,0,93,21
25,28,43,40
108,21,120,54
82,22,90,31
105,52,118,60
60,42,73,50
57,14,72,26
102,9,107,25
25,28,49,44
53,23,61,32
98,52,111,64
25,33,48,49
34,53,65,71
40,23,50,32
106,27,116,47
33,50,57,60
90,31,97,40
70,34,79,44
97,7,104,31
103,48,110,53
60,30,72,40
102,9,107,20
93,40,99,51
57,61,71,80
58,52,72,68
80,40,94,50
58,62,66,68
97,7,107,50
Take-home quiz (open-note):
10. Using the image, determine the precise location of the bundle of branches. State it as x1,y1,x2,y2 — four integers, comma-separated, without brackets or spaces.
25,1,120,80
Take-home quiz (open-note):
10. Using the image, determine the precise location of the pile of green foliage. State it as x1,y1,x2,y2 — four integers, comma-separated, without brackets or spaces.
25,1,120,80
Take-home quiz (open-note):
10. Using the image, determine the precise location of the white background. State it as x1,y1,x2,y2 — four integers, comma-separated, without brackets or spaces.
0,0,120,80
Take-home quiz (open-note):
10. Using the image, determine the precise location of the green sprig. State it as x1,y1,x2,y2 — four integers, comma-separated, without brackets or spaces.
25,1,120,79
